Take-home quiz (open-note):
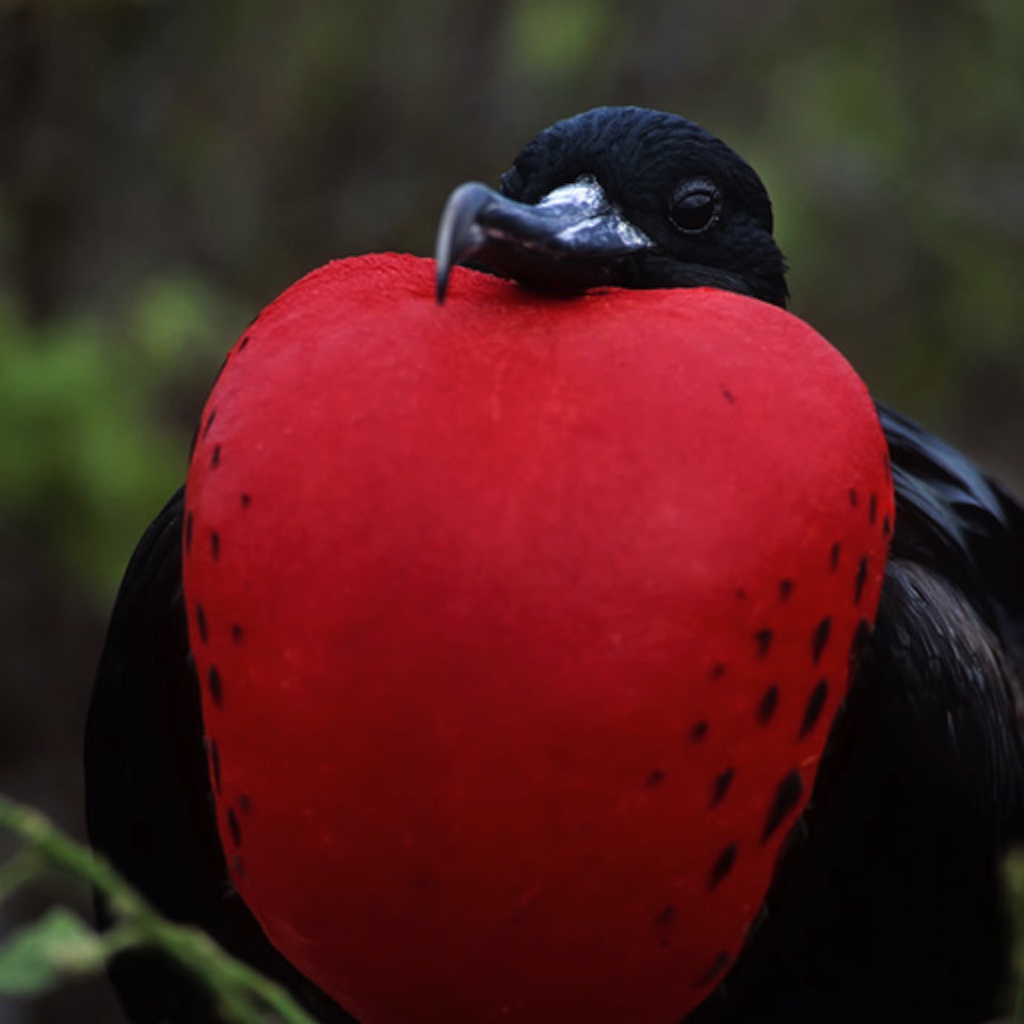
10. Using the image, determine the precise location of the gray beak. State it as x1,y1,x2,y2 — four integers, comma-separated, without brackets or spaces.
434,176,655,303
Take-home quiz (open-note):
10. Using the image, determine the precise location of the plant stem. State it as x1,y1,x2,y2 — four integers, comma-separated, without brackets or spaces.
0,792,319,1024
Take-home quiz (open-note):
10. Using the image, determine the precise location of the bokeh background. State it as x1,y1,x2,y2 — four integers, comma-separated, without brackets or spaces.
1,1,1022,1020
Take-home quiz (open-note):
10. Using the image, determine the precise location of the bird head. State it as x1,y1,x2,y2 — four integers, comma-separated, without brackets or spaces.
436,106,788,307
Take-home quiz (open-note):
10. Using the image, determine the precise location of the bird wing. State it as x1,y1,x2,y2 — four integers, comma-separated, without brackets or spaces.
881,402,1024,669
84,487,353,1024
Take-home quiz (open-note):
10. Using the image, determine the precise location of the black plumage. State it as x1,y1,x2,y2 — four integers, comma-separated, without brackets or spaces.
87,105,1024,1024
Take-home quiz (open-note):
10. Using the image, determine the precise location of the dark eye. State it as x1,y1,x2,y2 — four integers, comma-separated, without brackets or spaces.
669,179,721,234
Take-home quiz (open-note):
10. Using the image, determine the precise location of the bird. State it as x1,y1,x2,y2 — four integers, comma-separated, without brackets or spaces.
85,105,1024,1024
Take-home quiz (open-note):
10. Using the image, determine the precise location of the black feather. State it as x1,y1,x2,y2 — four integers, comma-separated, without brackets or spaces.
880,403,1024,668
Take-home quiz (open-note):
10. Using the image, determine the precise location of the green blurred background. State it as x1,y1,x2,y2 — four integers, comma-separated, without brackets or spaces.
1,1,1022,1020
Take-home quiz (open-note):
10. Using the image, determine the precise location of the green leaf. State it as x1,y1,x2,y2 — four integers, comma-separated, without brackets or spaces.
0,908,106,996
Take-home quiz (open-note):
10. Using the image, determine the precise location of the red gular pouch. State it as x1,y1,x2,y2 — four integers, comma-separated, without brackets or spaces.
183,251,893,1024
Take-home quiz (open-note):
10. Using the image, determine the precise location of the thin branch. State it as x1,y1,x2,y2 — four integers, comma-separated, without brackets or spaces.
0,792,319,1024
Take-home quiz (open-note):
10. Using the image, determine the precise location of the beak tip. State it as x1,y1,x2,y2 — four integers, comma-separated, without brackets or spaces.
435,267,450,305
434,236,453,305
433,182,496,306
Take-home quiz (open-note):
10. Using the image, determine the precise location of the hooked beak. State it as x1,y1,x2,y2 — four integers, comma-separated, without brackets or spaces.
434,176,656,303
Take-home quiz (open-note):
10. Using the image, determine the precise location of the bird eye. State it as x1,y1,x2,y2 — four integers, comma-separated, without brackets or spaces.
669,179,721,234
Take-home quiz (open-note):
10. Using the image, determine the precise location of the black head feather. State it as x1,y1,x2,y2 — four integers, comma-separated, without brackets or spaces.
437,106,788,306
500,107,787,304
